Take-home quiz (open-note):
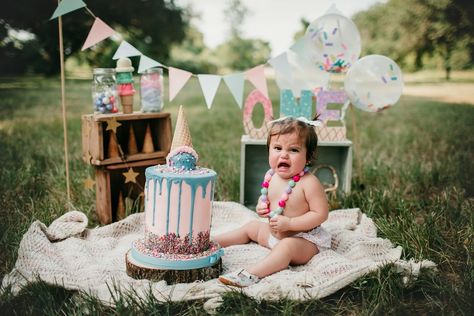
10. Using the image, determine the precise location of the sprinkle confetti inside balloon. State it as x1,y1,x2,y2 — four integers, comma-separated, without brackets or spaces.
344,55,404,112
305,11,361,73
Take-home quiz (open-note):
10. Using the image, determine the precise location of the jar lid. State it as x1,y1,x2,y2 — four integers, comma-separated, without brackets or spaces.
93,68,116,75
141,67,162,74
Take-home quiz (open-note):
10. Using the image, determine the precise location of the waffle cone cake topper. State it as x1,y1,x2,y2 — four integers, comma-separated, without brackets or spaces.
167,105,199,170
171,105,193,151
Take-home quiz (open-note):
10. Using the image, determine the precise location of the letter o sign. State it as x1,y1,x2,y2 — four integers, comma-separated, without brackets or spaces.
243,89,273,139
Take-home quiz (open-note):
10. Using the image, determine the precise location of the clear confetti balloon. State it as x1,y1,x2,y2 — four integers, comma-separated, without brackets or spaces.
344,55,404,112
274,49,330,97
305,12,361,73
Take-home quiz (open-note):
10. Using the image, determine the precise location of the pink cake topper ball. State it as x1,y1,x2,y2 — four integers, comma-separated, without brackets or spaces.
166,105,199,170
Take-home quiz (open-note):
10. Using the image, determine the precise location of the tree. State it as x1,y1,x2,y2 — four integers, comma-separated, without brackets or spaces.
214,0,271,71
169,24,219,74
353,0,474,78
1,0,188,75
224,0,248,39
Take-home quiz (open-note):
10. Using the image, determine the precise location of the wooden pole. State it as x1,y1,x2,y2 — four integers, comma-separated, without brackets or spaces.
350,104,363,181
57,6,71,203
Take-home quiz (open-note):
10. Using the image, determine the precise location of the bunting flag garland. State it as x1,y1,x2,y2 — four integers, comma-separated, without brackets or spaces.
245,65,269,99
223,73,245,109
197,75,222,109
82,18,116,51
50,1,336,110
169,67,192,102
112,41,142,60
138,55,164,73
50,0,86,20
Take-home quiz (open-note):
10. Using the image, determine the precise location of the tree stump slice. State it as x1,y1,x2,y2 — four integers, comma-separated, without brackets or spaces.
125,250,222,284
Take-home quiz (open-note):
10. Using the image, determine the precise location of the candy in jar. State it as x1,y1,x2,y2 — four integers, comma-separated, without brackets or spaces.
140,68,164,112
91,68,118,114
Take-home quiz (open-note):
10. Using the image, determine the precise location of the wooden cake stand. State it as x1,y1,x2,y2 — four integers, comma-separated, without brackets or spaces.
125,250,222,284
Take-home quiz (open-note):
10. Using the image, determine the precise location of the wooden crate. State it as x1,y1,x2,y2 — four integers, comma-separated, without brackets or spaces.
94,159,165,224
82,112,172,166
240,135,352,208
81,112,172,224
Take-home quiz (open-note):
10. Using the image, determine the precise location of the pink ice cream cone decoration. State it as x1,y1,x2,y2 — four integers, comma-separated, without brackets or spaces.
116,57,136,114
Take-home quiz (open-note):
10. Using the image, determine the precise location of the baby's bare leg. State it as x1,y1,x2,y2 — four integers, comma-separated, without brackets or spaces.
214,220,269,247
247,237,318,278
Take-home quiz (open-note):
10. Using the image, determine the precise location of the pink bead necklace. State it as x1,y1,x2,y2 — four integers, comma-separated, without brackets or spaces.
260,166,310,218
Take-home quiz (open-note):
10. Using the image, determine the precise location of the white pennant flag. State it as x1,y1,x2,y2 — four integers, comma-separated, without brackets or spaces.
223,73,245,109
290,36,312,59
268,52,293,89
138,55,164,73
112,41,142,60
197,75,222,109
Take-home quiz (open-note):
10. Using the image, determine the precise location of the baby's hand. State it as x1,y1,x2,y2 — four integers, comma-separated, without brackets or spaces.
256,200,270,218
269,215,291,233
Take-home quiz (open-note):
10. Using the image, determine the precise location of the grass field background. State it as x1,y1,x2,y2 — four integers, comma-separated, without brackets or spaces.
0,72,473,314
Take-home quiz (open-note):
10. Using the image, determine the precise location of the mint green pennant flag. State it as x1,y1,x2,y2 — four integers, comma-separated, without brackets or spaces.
138,55,164,73
197,75,222,110
112,41,143,60
223,73,245,109
50,0,86,20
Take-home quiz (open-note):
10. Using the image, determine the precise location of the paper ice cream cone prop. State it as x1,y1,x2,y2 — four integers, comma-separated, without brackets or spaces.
142,123,155,153
171,105,193,152
127,125,138,155
121,95,134,114
107,132,120,158
117,191,125,220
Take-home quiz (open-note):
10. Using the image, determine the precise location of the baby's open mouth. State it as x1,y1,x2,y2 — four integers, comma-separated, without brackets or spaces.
278,162,290,168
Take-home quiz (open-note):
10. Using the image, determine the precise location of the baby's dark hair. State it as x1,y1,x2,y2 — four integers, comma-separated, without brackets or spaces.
266,117,318,162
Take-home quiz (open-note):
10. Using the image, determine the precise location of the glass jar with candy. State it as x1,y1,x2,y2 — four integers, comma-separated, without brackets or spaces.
92,68,119,114
140,67,164,112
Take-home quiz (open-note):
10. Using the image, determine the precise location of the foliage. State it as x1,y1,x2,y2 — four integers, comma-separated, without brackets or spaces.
0,74,473,314
169,24,219,74
223,0,249,39
0,0,188,75
353,0,474,76
214,37,271,72
212,0,271,71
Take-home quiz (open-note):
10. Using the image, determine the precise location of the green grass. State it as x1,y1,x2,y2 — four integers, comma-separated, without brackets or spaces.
0,74,473,314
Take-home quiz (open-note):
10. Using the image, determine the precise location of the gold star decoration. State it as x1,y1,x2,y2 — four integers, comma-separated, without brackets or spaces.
106,118,122,133
123,168,139,184
84,151,93,164
83,177,95,190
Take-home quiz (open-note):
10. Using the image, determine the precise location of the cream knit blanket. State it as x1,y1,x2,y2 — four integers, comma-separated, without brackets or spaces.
1,202,435,311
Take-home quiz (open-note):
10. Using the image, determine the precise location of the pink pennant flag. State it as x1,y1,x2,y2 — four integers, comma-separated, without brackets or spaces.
169,67,192,101
245,65,269,99
82,18,116,51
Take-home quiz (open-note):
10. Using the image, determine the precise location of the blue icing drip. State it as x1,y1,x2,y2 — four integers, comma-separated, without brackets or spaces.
184,176,215,242
158,177,164,195
170,152,197,170
152,177,164,227
152,179,157,226
189,185,196,243
165,178,173,234
176,180,182,234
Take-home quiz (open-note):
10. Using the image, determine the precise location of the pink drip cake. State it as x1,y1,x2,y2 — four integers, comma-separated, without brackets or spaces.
129,106,222,270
